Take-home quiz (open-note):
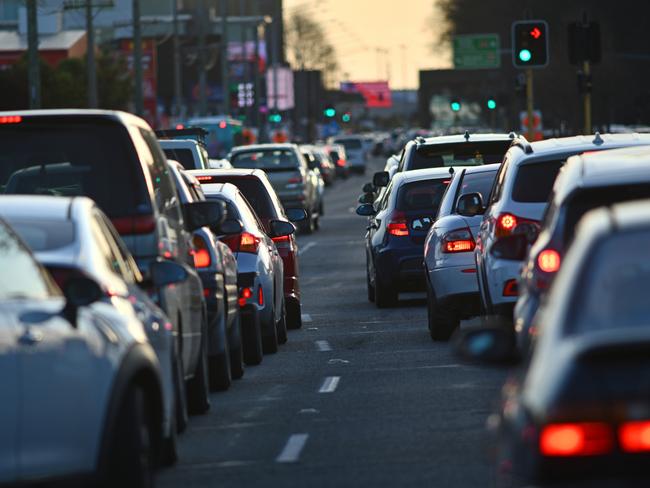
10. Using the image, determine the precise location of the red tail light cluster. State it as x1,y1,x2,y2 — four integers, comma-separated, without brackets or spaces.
503,279,519,297
386,211,409,237
537,248,561,273
619,421,650,452
238,287,252,307
0,115,22,124
442,228,476,253
111,215,156,236
192,235,212,268
494,213,539,238
272,234,292,250
336,159,346,167
222,231,261,254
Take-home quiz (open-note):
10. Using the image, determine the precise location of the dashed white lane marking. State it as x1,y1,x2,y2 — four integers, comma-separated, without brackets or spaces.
276,433,309,463
319,376,340,393
298,242,317,256
301,313,313,323
315,340,332,352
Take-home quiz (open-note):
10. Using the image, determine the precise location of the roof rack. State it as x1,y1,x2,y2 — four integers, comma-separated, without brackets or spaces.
155,127,209,147
592,132,604,145
511,135,533,154
508,131,517,139
463,130,470,141
415,136,426,144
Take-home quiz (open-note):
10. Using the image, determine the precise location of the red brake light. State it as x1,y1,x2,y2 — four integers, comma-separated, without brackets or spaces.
111,215,156,235
386,211,409,237
175,123,184,130
192,235,212,268
238,287,252,307
288,176,302,183
272,234,292,250
257,285,264,306
503,279,519,297
0,115,22,124
496,213,517,236
537,249,561,273
619,421,650,452
442,228,476,253
239,232,261,253
539,423,613,457
196,175,213,182
219,120,227,129
336,159,346,167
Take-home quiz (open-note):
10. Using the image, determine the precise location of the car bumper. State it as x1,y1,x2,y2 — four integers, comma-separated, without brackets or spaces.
430,264,479,301
375,248,425,291
484,256,520,308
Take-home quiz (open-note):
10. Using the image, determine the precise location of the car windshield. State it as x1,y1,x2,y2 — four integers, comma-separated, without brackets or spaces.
0,123,150,218
204,176,277,229
163,148,196,170
409,141,510,170
568,230,650,335
455,169,498,208
335,139,362,151
230,149,299,170
511,159,565,203
396,178,449,212
4,219,75,252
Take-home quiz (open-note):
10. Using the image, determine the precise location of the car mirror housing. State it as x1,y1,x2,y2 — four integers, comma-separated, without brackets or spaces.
358,193,375,204
62,276,104,328
372,171,390,188
184,200,225,231
490,234,529,261
269,219,296,238
356,203,376,217
285,208,308,223
217,218,243,235
452,323,518,365
150,259,189,288
362,182,376,194
456,192,485,217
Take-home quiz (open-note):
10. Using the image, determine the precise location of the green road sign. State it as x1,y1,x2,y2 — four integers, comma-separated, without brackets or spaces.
453,34,501,69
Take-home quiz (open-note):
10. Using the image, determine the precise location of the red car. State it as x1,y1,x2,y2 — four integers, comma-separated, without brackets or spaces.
189,168,307,329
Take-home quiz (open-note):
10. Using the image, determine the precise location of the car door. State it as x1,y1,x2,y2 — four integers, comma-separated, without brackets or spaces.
0,309,19,483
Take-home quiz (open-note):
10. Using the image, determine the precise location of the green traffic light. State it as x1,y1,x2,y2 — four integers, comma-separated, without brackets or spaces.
342,113,351,122
268,113,282,123
324,108,336,118
450,101,461,112
487,99,497,110
518,49,532,62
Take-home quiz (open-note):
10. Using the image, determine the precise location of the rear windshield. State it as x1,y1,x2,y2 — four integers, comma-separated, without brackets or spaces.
456,170,498,208
230,149,299,170
511,159,564,203
5,219,75,252
409,141,510,171
396,179,449,212
205,176,277,222
335,139,362,151
563,184,650,243
0,122,149,218
163,148,195,170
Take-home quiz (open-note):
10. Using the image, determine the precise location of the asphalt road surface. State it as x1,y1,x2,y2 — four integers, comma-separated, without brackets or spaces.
158,158,507,488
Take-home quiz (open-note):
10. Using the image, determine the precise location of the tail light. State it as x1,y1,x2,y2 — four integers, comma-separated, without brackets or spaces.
537,248,561,273
386,211,409,237
0,115,22,124
494,213,540,238
196,175,213,182
257,285,264,306
192,235,212,268
111,215,156,235
442,228,476,253
238,287,252,307
336,159,346,167
222,232,261,254
619,421,650,452
539,423,613,457
503,279,518,297
288,175,302,183
272,234,292,250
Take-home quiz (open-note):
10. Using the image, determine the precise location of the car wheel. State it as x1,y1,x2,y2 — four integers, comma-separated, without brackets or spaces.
229,312,245,380
277,299,288,345
208,305,232,392
262,306,279,354
242,310,263,365
286,297,302,329
366,267,375,303
186,325,210,415
108,385,154,488
172,344,188,433
160,409,178,467
427,279,459,341
313,214,320,231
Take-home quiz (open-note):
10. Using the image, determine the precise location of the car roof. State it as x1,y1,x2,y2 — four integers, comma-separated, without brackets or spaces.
0,195,94,221
159,139,201,149
0,108,150,129
458,164,501,175
199,182,240,200
231,143,296,152
188,168,264,178
416,132,516,146
392,166,462,185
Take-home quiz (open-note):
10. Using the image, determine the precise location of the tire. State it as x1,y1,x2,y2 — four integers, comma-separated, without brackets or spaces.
229,312,245,380
427,280,459,341
242,310,263,366
313,214,320,231
366,268,375,303
186,328,210,415
262,307,279,354
277,300,288,345
172,345,188,434
208,305,232,392
160,412,178,467
107,386,154,488
286,297,302,329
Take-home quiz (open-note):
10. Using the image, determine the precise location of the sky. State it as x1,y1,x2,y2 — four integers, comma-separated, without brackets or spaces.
283,0,452,90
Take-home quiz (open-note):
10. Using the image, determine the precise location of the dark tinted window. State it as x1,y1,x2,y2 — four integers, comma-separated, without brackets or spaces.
335,139,362,150
206,176,277,222
456,170,498,208
409,141,510,171
231,149,299,170
396,179,449,212
511,159,564,203
5,219,75,252
0,122,149,217
163,148,195,170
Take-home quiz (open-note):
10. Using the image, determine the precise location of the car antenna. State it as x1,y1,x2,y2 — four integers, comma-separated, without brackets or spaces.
449,167,455,175
464,130,470,141
592,132,604,145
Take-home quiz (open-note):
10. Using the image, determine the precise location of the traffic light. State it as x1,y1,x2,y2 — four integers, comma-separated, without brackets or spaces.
487,98,497,110
450,99,461,112
512,20,549,68
324,106,336,118
268,113,282,123
568,21,601,65
342,112,351,123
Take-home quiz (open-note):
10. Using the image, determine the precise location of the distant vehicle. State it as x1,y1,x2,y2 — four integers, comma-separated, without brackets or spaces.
327,143,349,178
209,158,233,169
201,182,293,362
331,135,367,174
356,168,455,307
458,199,650,486
159,139,209,170
475,133,650,319
515,144,650,352
0,216,165,486
424,165,500,340
229,143,321,233
298,145,325,216
184,116,244,158
303,145,336,186
189,168,307,329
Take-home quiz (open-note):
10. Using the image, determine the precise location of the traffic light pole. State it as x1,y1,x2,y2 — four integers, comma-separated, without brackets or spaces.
583,60,592,134
26,0,40,109
526,68,534,140
133,0,143,116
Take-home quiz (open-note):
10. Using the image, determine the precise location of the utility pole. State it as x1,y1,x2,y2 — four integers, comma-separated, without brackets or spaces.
525,68,534,140
86,0,98,108
26,0,41,109
271,0,280,113
132,0,143,116
197,0,207,116
220,0,230,116
240,0,249,123
172,0,182,118
252,1,261,131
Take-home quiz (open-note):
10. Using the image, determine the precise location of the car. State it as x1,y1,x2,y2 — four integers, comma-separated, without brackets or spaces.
458,199,650,486
514,144,650,353
474,133,650,319
327,143,349,178
299,145,326,217
209,158,233,169
302,145,336,186
356,167,455,308
0,109,220,416
229,143,321,233
189,168,307,329
331,135,367,173
201,182,294,363
0,216,166,486
167,161,243,390
423,165,501,341
159,139,209,170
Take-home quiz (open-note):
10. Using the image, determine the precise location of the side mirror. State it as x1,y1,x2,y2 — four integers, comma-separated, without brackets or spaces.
62,276,104,327
269,219,296,238
217,218,243,235
184,200,225,231
456,192,485,217
452,323,518,365
362,182,376,193
150,259,189,287
373,171,390,188
490,234,529,261
358,193,375,204
356,203,376,216
285,207,308,223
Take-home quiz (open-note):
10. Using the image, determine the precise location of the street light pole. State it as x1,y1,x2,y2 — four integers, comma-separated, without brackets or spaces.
220,0,230,116
172,0,182,118
132,0,143,116
26,0,41,109
86,0,98,108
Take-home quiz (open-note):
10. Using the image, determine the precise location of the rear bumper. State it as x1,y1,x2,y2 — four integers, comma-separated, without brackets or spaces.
483,255,520,308
375,248,425,291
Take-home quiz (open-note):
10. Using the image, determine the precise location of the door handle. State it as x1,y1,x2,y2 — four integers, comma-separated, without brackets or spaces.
18,328,43,346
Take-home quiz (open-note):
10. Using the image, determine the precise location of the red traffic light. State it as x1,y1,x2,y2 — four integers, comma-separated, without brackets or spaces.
530,27,542,39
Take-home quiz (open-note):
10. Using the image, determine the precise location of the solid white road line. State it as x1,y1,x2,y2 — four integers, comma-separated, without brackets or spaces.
319,376,340,393
276,433,309,463
315,340,332,352
298,242,317,256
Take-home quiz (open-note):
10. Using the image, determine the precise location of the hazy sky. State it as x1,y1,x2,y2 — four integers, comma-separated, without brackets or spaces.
284,0,452,90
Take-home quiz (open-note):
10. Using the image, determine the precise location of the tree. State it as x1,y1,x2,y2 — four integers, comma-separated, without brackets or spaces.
285,11,339,87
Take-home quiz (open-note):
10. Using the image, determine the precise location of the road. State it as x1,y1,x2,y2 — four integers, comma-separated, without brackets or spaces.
159,158,507,487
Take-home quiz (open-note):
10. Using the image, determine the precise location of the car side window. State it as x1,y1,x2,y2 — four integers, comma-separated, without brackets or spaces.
378,180,394,211
90,212,128,279
238,193,265,231
98,213,142,284
488,155,511,205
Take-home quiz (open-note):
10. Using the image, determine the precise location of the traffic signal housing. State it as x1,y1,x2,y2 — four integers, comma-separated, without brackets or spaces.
512,20,549,68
